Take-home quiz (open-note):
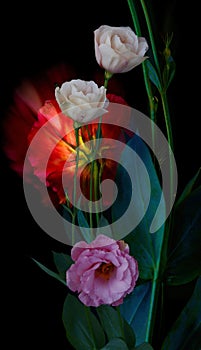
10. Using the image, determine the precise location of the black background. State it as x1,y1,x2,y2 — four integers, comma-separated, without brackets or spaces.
1,1,200,349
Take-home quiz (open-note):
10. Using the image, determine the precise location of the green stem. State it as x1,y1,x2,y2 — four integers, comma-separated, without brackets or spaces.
138,0,174,161
72,126,80,244
145,221,169,343
127,0,157,150
89,160,94,232
127,0,154,103
89,69,112,227
145,277,160,342
138,0,175,246
95,70,111,151
127,0,152,100
161,90,174,207
99,161,104,214
104,70,113,89
89,161,100,231
127,0,174,344
93,72,109,159
139,0,161,78
93,160,100,227
161,91,174,151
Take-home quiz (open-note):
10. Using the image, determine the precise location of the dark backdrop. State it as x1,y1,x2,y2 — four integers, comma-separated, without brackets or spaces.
1,1,200,349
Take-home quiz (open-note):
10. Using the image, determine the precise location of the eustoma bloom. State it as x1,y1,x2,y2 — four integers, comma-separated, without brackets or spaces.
66,234,139,307
55,79,108,124
94,25,149,74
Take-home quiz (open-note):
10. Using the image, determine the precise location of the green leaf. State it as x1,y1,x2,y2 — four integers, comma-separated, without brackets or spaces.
95,214,113,237
166,187,201,285
120,281,152,346
113,134,165,280
100,338,129,350
62,294,105,350
32,258,66,286
135,343,154,349
77,209,92,243
97,305,135,348
98,214,111,230
125,227,164,281
161,276,201,350
123,315,137,349
175,167,201,208
145,59,162,91
112,135,166,344
52,251,73,280
62,203,73,223
77,209,89,228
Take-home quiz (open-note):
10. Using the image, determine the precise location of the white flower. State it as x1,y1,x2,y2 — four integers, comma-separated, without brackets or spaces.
94,25,149,74
55,79,108,124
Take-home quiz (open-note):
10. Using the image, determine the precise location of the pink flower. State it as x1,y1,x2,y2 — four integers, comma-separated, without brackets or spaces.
66,234,139,307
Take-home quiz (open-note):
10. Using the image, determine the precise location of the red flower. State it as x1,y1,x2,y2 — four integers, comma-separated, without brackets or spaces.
3,63,131,209
2,62,76,179
27,94,129,207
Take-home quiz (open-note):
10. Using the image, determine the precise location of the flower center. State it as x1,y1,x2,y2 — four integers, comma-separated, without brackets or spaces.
95,262,115,280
